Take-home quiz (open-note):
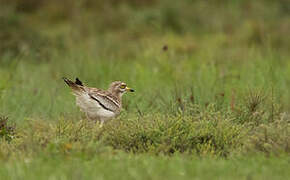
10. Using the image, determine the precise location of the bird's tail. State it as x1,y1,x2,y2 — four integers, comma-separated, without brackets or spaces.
63,77,85,94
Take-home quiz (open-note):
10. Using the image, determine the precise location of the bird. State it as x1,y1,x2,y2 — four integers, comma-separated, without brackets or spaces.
63,77,134,127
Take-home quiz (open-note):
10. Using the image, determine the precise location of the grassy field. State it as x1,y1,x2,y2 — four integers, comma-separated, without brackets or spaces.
1,154,290,180
0,0,290,179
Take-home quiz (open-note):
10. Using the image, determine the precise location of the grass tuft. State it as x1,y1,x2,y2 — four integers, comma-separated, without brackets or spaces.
0,116,15,142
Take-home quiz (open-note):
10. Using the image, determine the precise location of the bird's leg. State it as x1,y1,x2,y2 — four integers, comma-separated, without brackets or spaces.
85,113,92,121
99,120,104,128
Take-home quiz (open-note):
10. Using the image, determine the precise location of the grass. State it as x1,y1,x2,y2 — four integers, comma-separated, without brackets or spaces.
1,154,290,180
0,0,290,179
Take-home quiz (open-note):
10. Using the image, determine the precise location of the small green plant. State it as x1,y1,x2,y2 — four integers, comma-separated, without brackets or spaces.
0,116,15,142
245,113,290,155
245,89,266,113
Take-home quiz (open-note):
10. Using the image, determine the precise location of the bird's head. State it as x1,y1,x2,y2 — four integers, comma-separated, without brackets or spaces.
108,81,134,97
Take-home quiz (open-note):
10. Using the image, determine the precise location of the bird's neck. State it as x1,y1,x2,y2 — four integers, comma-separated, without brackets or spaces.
109,90,122,103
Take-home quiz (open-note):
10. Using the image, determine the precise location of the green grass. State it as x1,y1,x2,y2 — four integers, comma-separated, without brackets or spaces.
1,154,289,180
0,0,290,179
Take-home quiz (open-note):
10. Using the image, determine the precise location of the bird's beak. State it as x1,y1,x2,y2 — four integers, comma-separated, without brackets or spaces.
126,87,135,92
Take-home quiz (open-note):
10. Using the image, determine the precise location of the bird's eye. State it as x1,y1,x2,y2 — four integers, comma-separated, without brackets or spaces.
120,84,126,89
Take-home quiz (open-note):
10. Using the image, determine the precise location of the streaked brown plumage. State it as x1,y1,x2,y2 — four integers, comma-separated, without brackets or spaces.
63,77,134,126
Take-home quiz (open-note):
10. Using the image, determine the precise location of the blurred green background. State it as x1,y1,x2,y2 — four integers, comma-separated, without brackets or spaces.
1,0,290,122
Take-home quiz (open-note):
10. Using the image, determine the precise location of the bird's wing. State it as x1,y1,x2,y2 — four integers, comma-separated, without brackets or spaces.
88,89,120,112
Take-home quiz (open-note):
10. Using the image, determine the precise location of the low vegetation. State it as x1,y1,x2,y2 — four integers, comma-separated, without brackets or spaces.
0,0,289,179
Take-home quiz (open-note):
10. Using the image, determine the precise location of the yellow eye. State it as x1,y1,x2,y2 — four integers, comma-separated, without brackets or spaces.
120,84,126,89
